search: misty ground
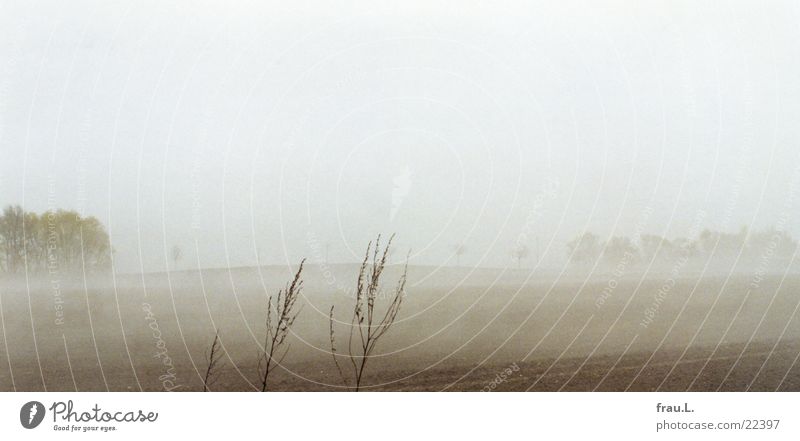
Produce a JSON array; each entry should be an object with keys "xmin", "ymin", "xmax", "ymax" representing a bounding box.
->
[{"xmin": 1, "ymin": 262, "xmax": 799, "ymax": 391}]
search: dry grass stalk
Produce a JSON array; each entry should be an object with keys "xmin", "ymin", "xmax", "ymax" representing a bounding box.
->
[
  {"xmin": 203, "ymin": 328, "xmax": 224, "ymax": 392},
  {"xmin": 330, "ymin": 234, "xmax": 408, "ymax": 391},
  {"xmin": 258, "ymin": 259, "xmax": 305, "ymax": 391}
]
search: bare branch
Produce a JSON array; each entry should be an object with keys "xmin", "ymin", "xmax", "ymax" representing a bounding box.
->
[
  {"xmin": 258, "ymin": 259, "xmax": 305, "ymax": 391},
  {"xmin": 329, "ymin": 235, "xmax": 407, "ymax": 391},
  {"xmin": 329, "ymin": 306, "xmax": 350, "ymax": 387},
  {"xmin": 203, "ymin": 328, "xmax": 224, "ymax": 392}
]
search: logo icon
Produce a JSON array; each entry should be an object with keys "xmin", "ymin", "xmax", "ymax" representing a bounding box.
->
[{"xmin": 20, "ymin": 401, "xmax": 45, "ymax": 429}]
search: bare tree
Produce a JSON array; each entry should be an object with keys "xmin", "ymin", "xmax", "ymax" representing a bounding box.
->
[
  {"xmin": 511, "ymin": 243, "xmax": 530, "ymax": 268},
  {"xmin": 257, "ymin": 259, "xmax": 305, "ymax": 391},
  {"xmin": 203, "ymin": 329, "xmax": 224, "ymax": 392},
  {"xmin": 452, "ymin": 244, "xmax": 466, "ymax": 266},
  {"xmin": 171, "ymin": 244, "xmax": 182, "ymax": 268},
  {"xmin": 329, "ymin": 234, "xmax": 408, "ymax": 391}
]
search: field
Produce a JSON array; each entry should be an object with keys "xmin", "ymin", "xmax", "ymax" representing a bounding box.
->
[{"xmin": 1, "ymin": 264, "xmax": 799, "ymax": 391}]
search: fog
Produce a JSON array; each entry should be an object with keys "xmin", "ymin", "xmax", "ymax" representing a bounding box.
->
[
  {"xmin": 1, "ymin": 1, "xmax": 799, "ymax": 274},
  {"xmin": 3, "ymin": 1, "xmax": 800, "ymax": 392}
]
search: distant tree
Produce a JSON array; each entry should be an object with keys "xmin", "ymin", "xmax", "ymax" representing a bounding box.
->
[
  {"xmin": 0, "ymin": 206, "xmax": 111, "ymax": 273},
  {"xmin": 47, "ymin": 210, "xmax": 111, "ymax": 271},
  {"xmin": 566, "ymin": 232, "xmax": 601, "ymax": 265},
  {"xmin": 696, "ymin": 229, "xmax": 715, "ymax": 255},
  {"xmin": 511, "ymin": 243, "xmax": 529, "ymax": 268},
  {"xmin": 746, "ymin": 227, "xmax": 797, "ymax": 259},
  {"xmin": 671, "ymin": 237, "xmax": 699, "ymax": 258},
  {"xmin": 697, "ymin": 227, "xmax": 748, "ymax": 257},
  {"xmin": 601, "ymin": 236, "xmax": 639, "ymax": 264},
  {"xmin": 452, "ymin": 244, "xmax": 466, "ymax": 266},
  {"xmin": 0, "ymin": 205, "xmax": 25, "ymax": 272},
  {"xmin": 171, "ymin": 245, "xmax": 182, "ymax": 268},
  {"xmin": 640, "ymin": 234, "xmax": 667, "ymax": 261}
]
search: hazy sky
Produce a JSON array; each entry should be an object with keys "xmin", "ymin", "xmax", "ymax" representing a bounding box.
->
[{"xmin": 1, "ymin": 0, "xmax": 799, "ymax": 273}]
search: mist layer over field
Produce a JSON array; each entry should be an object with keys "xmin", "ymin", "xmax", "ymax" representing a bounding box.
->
[
  {"xmin": 2, "ymin": 1, "xmax": 800, "ymax": 391},
  {"xmin": 2, "ymin": 258, "xmax": 799, "ymax": 391}
]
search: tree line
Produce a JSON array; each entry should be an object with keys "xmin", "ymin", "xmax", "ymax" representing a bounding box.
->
[
  {"xmin": 566, "ymin": 227, "xmax": 797, "ymax": 265},
  {"xmin": 0, "ymin": 205, "xmax": 112, "ymax": 273}
]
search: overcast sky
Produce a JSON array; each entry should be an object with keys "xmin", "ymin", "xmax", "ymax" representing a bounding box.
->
[{"xmin": 1, "ymin": 0, "xmax": 799, "ymax": 273}]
